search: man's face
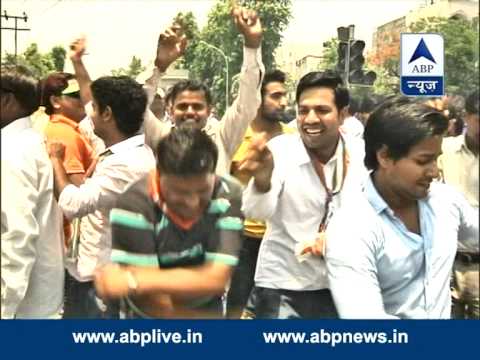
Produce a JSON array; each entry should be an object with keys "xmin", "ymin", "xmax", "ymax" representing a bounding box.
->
[
  {"xmin": 465, "ymin": 112, "xmax": 479, "ymax": 149},
  {"xmin": 56, "ymin": 93, "xmax": 85, "ymax": 122},
  {"xmin": 382, "ymin": 135, "xmax": 443, "ymax": 200},
  {"xmin": 90, "ymin": 99, "xmax": 107, "ymax": 140},
  {"xmin": 261, "ymin": 81, "xmax": 287, "ymax": 122},
  {"xmin": 160, "ymin": 172, "xmax": 216, "ymax": 220},
  {"xmin": 170, "ymin": 90, "xmax": 210, "ymax": 130},
  {"xmin": 297, "ymin": 87, "xmax": 345, "ymax": 150}
]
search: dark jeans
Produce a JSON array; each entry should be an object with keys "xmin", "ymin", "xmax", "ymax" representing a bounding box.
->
[
  {"xmin": 63, "ymin": 271, "xmax": 117, "ymax": 319},
  {"xmin": 246, "ymin": 286, "xmax": 338, "ymax": 319},
  {"xmin": 226, "ymin": 236, "xmax": 261, "ymax": 318}
]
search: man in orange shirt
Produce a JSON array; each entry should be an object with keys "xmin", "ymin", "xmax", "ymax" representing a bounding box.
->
[{"xmin": 40, "ymin": 73, "xmax": 95, "ymax": 245}]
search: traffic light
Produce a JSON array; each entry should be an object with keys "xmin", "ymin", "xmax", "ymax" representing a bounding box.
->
[
  {"xmin": 335, "ymin": 34, "xmax": 377, "ymax": 86},
  {"xmin": 347, "ymin": 40, "xmax": 377, "ymax": 86}
]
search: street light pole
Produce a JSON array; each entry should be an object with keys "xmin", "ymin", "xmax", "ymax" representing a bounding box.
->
[{"xmin": 199, "ymin": 40, "xmax": 229, "ymax": 107}]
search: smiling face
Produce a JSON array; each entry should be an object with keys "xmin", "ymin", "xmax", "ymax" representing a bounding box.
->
[
  {"xmin": 297, "ymin": 87, "xmax": 345, "ymax": 152},
  {"xmin": 381, "ymin": 135, "xmax": 443, "ymax": 200},
  {"xmin": 170, "ymin": 90, "xmax": 211, "ymax": 130}
]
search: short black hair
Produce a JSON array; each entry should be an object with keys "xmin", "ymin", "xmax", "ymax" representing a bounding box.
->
[
  {"xmin": 295, "ymin": 70, "xmax": 349, "ymax": 111},
  {"xmin": 364, "ymin": 96, "xmax": 448, "ymax": 171},
  {"xmin": 169, "ymin": 80, "xmax": 212, "ymax": 106},
  {"xmin": 1, "ymin": 67, "xmax": 39, "ymax": 115},
  {"xmin": 91, "ymin": 76, "xmax": 147, "ymax": 136},
  {"xmin": 261, "ymin": 70, "xmax": 286, "ymax": 99},
  {"xmin": 465, "ymin": 89, "xmax": 479, "ymax": 115},
  {"xmin": 156, "ymin": 126, "xmax": 218, "ymax": 176}
]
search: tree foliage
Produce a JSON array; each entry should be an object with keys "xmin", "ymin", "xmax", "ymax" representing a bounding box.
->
[
  {"xmin": 110, "ymin": 56, "xmax": 146, "ymax": 78},
  {"xmin": 178, "ymin": 0, "xmax": 292, "ymax": 115},
  {"xmin": 1, "ymin": 43, "xmax": 67, "ymax": 78},
  {"xmin": 318, "ymin": 38, "xmax": 339, "ymax": 71}
]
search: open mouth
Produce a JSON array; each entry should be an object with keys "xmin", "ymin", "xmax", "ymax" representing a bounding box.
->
[{"xmin": 303, "ymin": 128, "xmax": 324, "ymax": 136}]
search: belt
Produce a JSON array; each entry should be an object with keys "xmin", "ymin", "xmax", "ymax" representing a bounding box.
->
[{"xmin": 455, "ymin": 252, "xmax": 480, "ymax": 264}]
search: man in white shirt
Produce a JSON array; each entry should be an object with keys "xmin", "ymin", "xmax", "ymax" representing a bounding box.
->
[
  {"xmin": 47, "ymin": 76, "xmax": 156, "ymax": 318},
  {"xmin": 240, "ymin": 71, "xmax": 367, "ymax": 318},
  {"xmin": 437, "ymin": 89, "xmax": 479, "ymax": 319},
  {"xmin": 1, "ymin": 67, "xmax": 64, "ymax": 319},
  {"xmin": 326, "ymin": 96, "xmax": 478, "ymax": 319},
  {"xmin": 140, "ymin": 6, "xmax": 264, "ymax": 176}
]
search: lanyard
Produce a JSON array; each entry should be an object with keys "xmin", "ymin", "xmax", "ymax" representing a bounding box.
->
[{"xmin": 307, "ymin": 136, "xmax": 349, "ymax": 232}]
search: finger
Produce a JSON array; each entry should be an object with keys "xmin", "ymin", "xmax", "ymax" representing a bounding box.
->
[{"xmin": 300, "ymin": 246, "xmax": 312, "ymax": 256}]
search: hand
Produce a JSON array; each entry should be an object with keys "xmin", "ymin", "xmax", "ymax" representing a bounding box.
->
[
  {"xmin": 69, "ymin": 36, "xmax": 87, "ymax": 62},
  {"xmin": 238, "ymin": 133, "xmax": 273, "ymax": 192},
  {"xmin": 425, "ymin": 96, "xmax": 449, "ymax": 118},
  {"xmin": 300, "ymin": 232, "xmax": 327, "ymax": 257},
  {"xmin": 232, "ymin": 6, "xmax": 262, "ymax": 49},
  {"xmin": 94, "ymin": 264, "xmax": 130, "ymax": 300},
  {"xmin": 47, "ymin": 141, "xmax": 66, "ymax": 161},
  {"xmin": 154, "ymin": 23, "xmax": 188, "ymax": 72}
]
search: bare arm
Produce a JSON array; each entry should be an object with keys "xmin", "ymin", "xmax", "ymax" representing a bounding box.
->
[{"xmin": 69, "ymin": 37, "xmax": 93, "ymax": 106}]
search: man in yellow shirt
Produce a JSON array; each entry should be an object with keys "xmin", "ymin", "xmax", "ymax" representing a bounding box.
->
[
  {"xmin": 438, "ymin": 89, "xmax": 479, "ymax": 319},
  {"xmin": 227, "ymin": 70, "xmax": 295, "ymax": 318}
]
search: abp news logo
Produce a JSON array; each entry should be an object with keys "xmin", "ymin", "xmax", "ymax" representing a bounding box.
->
[{"xmin": 400, "ymin": 33, "xmax": 444, "ymax": 96}]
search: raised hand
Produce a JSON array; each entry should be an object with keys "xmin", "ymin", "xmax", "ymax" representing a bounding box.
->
[
  {"xmin": 47, "ymin": 140, "xmax": 66, "ymax": 161},
  {"xmin": 232, "ymin": 6, "xmax": 263, "ymax": 49},
  {"xmin": 69, "ymin": 35, "xmax": 87, "ymax": 62},
  {"xmin": 238, "ymin": 133, "xmax": 273, "ymax": 192},
  {"xmin": 154, "ymin": 23, "xmax": 188, "ymax": 72}
]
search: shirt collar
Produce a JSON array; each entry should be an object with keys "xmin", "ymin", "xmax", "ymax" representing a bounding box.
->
[
  {"xmin": 106, "ymin": 134, "xmax": 145, "ymax": 155},
  {"xmin": 1, "ymin": 116, "xmax": 31, "ymax": 136},
  {"xmin": 365, "ymin": 174, "xmax": 393, "ymax": 216},
  {"xmin": 49, "ymin": 114, "xmax": 79, "ymax": 130},
  {"xmin": 298, "ymin": 133, "xmax": 344, "ymax": 167}
]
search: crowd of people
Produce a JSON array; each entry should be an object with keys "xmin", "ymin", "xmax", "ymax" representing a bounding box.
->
[{"xmin": 1, "ymin": 6, "xmax": 478, "ymax": 320}]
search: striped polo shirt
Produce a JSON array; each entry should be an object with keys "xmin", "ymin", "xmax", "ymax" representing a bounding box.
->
[{"xmin": 109, "ymin": 170, "xmax": 244, "ymax": 316}]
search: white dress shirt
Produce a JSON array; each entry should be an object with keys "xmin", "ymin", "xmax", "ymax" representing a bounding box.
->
[
  {"xmin": 1, "ymin": 117, "xmax": 64, "ymax": 318},
  {"xmin": 142, "ymin": 46, "xmax": 265, "ymax": 176},
  {"xmin": 59, "ymin": 134, "xmax": 156, "ymax": 281},
  {"xmin": 340, "ymin": 116, "xmax": 364, "ymax": 139},
  {"xmin": 242, "ymin": 133, "xmax": 367, "ymax": 291}
]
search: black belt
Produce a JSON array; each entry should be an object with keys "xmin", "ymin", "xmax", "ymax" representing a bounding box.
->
[{"xmin": 455, "ymin": 252, "xmax": 480, "ymax": 264}]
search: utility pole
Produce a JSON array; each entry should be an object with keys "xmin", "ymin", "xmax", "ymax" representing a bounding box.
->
[{"xmin": 1, "ymin": 11, "xmax": 30, "ymax": 61}]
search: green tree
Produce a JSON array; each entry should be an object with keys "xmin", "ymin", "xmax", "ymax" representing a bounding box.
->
[
  {"xmin": 51, "ymin": 46, "xmax": 67, "ymax": 72},
  {"xmin": 111, "ymin": 56, "xmax": 146, "ymax": 78},
  {"xmin": 182, "ymin": 0, "xmax": 292, "ymax": 115},
  {"xmin": 2, "ymin": 43, "xmax": 67, "ymax": 78},
  {"xmin": 173, "ymin": 11, "xmax": 201, "ymax": 70},
  {"xmin": 319, "ymin": 38, "xmax": 339, "ymax": 71}
]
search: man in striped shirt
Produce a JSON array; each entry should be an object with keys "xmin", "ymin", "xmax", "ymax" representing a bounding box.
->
[{"xmin": 94, "ymin": 127, "xmax": 244, "ymax": 318}]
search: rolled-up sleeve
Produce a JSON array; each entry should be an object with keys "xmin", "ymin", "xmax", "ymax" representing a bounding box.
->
[
  {"xmin": 219, "ymin": 46, "xmax": 265, "ymax": 157},
  {"xmin": 454, "ymin": 190, "xmax": 479, "ymax": 253},
  {"xmin": 241, "ymin": 174, "xmax": 282, "ymax": 221},
  {"xmin": 58, "ymin": 163, "xmax": 133, "ymax": 220}
]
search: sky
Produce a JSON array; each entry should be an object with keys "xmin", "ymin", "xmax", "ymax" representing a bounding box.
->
[{"xmin": 1, "ymin": 0, "xmax": 430, "ymax": 77}]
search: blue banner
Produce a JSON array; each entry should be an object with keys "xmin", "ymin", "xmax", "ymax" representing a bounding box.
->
[{"xmin": 1, "ymin": 320, "xmax": 478, "ymax": 359}]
